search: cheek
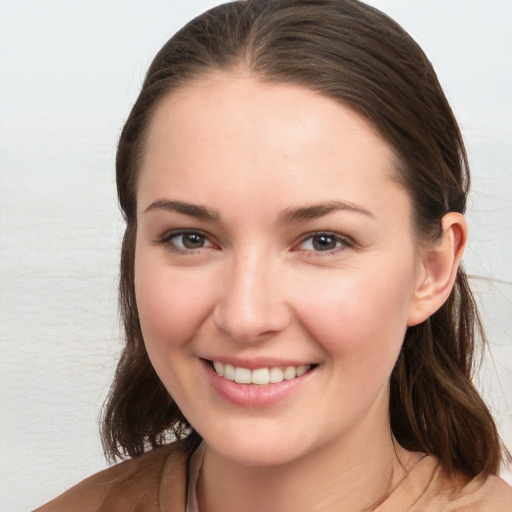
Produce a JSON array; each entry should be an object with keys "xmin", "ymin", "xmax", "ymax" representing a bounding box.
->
[
  {"xmin": 292, "ymin": 261, "xmax": 415, "ymax": 364},
  {"xmin": 134, "ymin": 259, "xmax": 216, "ymax": 351}
]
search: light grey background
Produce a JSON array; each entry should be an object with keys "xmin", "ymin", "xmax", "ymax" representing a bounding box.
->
[{"xmin": 1, "ymin": 1, "xmax": 510, "ymax": 510}]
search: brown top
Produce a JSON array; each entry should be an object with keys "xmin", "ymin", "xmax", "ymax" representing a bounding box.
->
[
  {"xmin": 34, "ymin": 443, "xmax": 189, "ymax": 512},
  {"xmin": 376, "ymin": 456, "xmax": 512, "ymax": 512},
  {"xmin": 35, "ymin": 443, "xmax": 512, "ymax": 512}
]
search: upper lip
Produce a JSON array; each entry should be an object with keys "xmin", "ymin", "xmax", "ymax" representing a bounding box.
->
[{"xmin": 200, "ymin": 356, "xmax": 317, "ymax": 369}]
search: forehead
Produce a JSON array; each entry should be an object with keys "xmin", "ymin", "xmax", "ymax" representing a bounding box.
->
[{"xmin": 138, "ymin": 72, "xmax": 407, "ymax": 220}]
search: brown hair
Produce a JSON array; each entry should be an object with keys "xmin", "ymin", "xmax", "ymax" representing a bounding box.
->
[{"xmin": 102, "ymin": 0, "xmax": 507, "ymax": 476}]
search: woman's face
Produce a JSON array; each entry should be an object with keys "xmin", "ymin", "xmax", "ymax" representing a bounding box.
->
[{"xmin": 135, "ymin": 73, "xmax": 424, "ymax": 467}]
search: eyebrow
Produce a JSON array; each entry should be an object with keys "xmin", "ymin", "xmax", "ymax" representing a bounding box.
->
[
  {"xmin": 279, "ymin": 200, "xmax": 374, "ymax": 223},
  {"xmin": 143, "ymin": 199, "xmax": 220, "ymax": 221},
  {"xmin": 143, "ymin": 198, "xmax": 373, "ymax": 223}
]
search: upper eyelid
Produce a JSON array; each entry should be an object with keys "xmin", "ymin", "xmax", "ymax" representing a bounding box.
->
[
  {"xmin": 293, "ymin": 232, "xmax": 356, "ymax": 256},
  {"xmin": 158, "ymin": 227, "xmax": 208, "ymax": 239},
  {"xmin": 296, "ymin": 231, "xmax": 353, "ymax": 245},
  {"xmin": 154, "ymin": 228, "xmax": 354, "ymax": 250},
  {"xmin": 155, "ymin": 228, "xmax": 214, "ymax": 246}
]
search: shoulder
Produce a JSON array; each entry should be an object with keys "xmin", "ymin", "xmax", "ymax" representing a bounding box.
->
[
  {"xmin": 428, "ymin": 471, "xmax": 512, "ymax": 512},
  {"xmin": 433, "ymin": 475, "xmax": 512, "ymax": 512},
  {"xmin": 425, "ymin": 470, "xmax": 512, "ymax": 512},
  {"xmin": 34, "ymin": 442, "xmax": 190, "ymax": 512},
  {"xmin": 380, "ymin": 455, "xmax": 512, "ymax": 512}
]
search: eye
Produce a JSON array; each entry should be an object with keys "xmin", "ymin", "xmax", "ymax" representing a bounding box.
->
[
  {"xmin": 297, "ymin": 232, "xmax": 351, "ymax": 253},
  {"xmin": 174, "ymin": 232, "xmax": 210, "ymax": 249},
  {"xmin": 156, "ymin": 230, "xmax": 215, "ymax": 252}
]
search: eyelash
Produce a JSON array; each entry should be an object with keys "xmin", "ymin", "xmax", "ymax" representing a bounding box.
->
[
  {"xmin": 154, "ymin": 229, "xmax": 354, "ymax": 255},
  {"xmin": 154, "ymin": 229, "xmax": 216, "ymax": 254},
  {"xmin": 295, "ymin": 231, "xmax": 354, "ymax": 255}
]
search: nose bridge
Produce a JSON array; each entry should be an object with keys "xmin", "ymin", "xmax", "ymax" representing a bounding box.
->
[{"xmin": 214, "ymin": 244, "xmax": 288, "ymax": 342}]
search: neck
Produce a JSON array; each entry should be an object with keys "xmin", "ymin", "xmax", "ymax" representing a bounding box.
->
[{"xmin": 197, "ymin": 414, "xmax": 421, "ymax": 512}]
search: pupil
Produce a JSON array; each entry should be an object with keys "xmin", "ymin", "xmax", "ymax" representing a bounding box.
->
[
  {"xmin": 183, "ymin": 233, "xmax": 204, "ymax": 249},
  {"xmin": 313, "ymin": 235, "xmax": 336, "ymax": 251}
]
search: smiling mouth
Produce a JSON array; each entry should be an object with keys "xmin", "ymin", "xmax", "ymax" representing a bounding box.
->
[{"xmin": 209, "ymin": 361, "xmax": 316, "ymax": 385}]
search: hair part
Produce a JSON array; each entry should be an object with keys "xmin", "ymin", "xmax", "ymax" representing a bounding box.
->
[{"xmin": 102, "ymin": 0, "xmax": 507, "ymax": 476}]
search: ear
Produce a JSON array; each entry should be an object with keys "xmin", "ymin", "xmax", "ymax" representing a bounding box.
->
[{"xmin": 407, "ymin": 212, "xmax": 467, "ymax": 327}]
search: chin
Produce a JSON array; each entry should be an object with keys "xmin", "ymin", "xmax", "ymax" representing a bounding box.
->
[
  {"xmin": 198, "ymin": 423, "xmax": 314, "ymax": 469},
  {"xmin": 219, "ymin": 444, "xmax": 300, "ymax": 468}
]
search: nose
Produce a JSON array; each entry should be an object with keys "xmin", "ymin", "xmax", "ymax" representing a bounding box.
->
[{"xmin": 213, "ymin": 249, "xmax": 291, "ymax": 343}]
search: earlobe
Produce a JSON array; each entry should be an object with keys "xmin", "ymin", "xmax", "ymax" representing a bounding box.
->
[{"xmin": 407, "ymin": 213, "xmax": 467, "ymax": 326}]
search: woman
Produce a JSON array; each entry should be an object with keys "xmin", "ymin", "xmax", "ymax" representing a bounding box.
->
[{"xmin": 36, "ymin": 0, "xmax": 512, "ymax": 510}]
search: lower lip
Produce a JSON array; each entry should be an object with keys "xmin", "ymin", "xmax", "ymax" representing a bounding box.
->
[{"xmin": 201, "ymin": 360, "xmax": 316, "ymax": 408}]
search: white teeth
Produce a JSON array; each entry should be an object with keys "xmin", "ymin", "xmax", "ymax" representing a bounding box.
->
[
  {"xmin": 213, "ymin": 361, "xmax": 224, "ymax": 376},
  {"xmin": 224, "ymin": 364, "xmax": 235, "ymax": 381},
  {"xmin": 251, "ymin": 368, "xmax": 270, "ymax": 385},
  {"xmin": 234, "ymin": 367, "xmax": 251, "ymax": 384},
  {"xmin": 269, "ymin": 367, "xmax": 284, "ymax": 383},
  {"xmin": 212, "ymin": 362, "xmax": 311, "ymax": 385},
  {"xmin": 296, "ymin": 364, "xmax": 308, "ymax": 377},
  {"xmin": 283, "ymin": 366, "xmax": 296, "ymax": 380}
]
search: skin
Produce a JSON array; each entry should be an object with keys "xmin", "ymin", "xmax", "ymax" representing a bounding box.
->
[{"xmin": 134, "ymin": 72, "xmax": 466, "ymax": 512}]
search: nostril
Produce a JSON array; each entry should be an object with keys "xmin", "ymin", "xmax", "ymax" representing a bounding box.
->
[{"xmin": 213, "ymin": 301, "xmax": 292, "ymax": 344}]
